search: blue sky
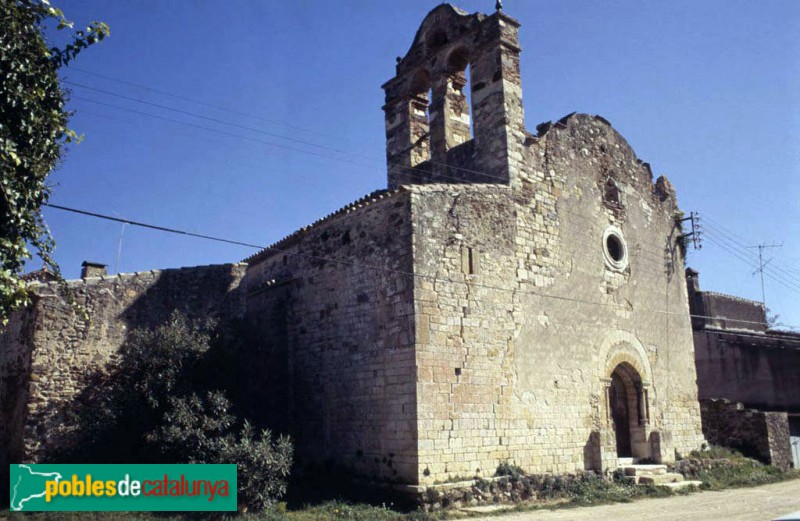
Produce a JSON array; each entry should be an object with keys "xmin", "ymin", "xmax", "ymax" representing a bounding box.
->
[{"xmin": 41, "ymin": 0, "xmax": 799, "ymax": 328}]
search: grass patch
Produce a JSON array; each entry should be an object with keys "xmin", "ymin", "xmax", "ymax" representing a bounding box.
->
[
  {"xmin": 687, "ymin": 446, "xmax": 747, "ymax": 461},
  {"xmin": 696, "ymin": 461, "xmax": 800, "ymax": 490},
  {"xmin": 1, "ymin": 503, "xmax": 445, "ymax": 521}
]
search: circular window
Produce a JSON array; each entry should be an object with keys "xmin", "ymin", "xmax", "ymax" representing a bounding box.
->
[{"xmin": 602, "ymin": 227, "xmax": 628, "ymax": 271}]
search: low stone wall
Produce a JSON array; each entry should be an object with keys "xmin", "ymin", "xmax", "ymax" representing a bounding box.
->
[
  {"xmin": 700, "ymin": 399, "xmax": 791, "ymax": 469},
  {"xmin": 408, "ymin": 471, "xmax": 604, "ymax": 511}
]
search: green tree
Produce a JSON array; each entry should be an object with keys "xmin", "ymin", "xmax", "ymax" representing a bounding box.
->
[{"xmin": 0, "ymin": 0, "xmax": 109, "ymax": 325}]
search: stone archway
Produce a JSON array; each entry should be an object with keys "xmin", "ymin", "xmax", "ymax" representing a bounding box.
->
[
  {"xmin": 591, "ymin": 333, "xmax": 656, "ymax": 468},
  {"xmin": 609, "ymin": 362, "xmax": 643, "ymax": 458}
]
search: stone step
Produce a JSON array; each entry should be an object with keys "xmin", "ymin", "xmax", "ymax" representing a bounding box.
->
[
  {"xmin": 658, "ymin": 480, "xmax": 703, "ymax": 492},
  {"xmin": 617, "ymin": 457, "xmax": 636, "ymax": 466},
  {"xmin": 621, "ymin": 464, "xmax": 668, "ymax": 477},
  {"xmin": 638, "ymin": 472, "xmax": 684, "ymax": 485}
]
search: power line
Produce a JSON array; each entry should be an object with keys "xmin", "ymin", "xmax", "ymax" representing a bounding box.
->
[
  {"xmin": 65, "ymin": 81, "xmax": 357, "ymax": 157},
  {"xmin": 747, "ymin": 242, "xmax": 783, "ymax": 305},
  {"xmin": 66, "ymin": 82, "xmax": 511, "ymax": 183},
  {"xmin": 67, "ymin": 67, "xmax": 349, "ymax": 142},
  {"xmin": 63, "ymin": 80, "xmax": 799, "ymax": 310},
  {"xmin": 72, "ymin": 96, "xmax": 377, "ymax": 168},
  {"xmin": 703, "ymin": 233, "xmax": 800, "ymax": 295},
  {"xmin": 42, "ymin": 201, "xmax": 800, "ymax": 331},
  {"xmin": 71, "ymin": 97, "xmax": 674, "ymax": 263},
  {"xmin": 702, "ymin": 228, "xmax": 800, "ymax": 292},
  {"xmin": 68, "ymin": 81, "xmax": 691, "ymax": 239},
  {"xmin": 703, "ymin": 218, "xmax": 799, "ymax": 285}
]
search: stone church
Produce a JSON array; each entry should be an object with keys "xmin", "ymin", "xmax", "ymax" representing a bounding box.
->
[{"xmin": 1, "ymin": 4, "xmax": 705, "ymax": 488}]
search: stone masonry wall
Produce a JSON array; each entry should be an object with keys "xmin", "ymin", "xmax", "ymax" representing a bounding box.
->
[
  {"xmin": 694, "ymin": 330, "xmax": 800, "ymax": 412},
  {"xmin": 411, "ymin": 115, "xmax": 705, "ymax": 484},
  {"xmin": 0, "ymin": 262, "xmax": 246, "ymax": 484},
  {"xmin": 700, "ymin": 399, "xmax": 792, "ymax": 469},
  {"xmin": 244, "ymin": 189, "xmax": 418, "ymax": 483}
]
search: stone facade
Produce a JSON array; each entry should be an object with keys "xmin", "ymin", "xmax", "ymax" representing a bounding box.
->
[
  {"xmin": 246, "ymin": 4, "xmax": 704, "ymax": 485},
  {"xmin": 1, "ymin": 3, "xmax": 707, "ymax": 491},
  {"xmin": 243, "ymin": 190, "xmax": 418, "ymax": 482}
]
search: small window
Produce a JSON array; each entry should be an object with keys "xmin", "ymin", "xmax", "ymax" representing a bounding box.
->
[
  {"xmin": 602, "ymin": 227, "xmax": 628, "ymax": 271},
  {"xmin": 462, "ymin": 246, "xmax": 479, "ymax": 275}
]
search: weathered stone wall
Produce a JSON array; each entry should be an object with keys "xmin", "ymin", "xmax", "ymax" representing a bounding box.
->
[
  {"xmin": 0, "ymin": 263, "xmax": 246, "ymax": 482},
  {"xmin": 694, "ymin": 330, "xmax": 800, "ymax": 412},
  {"xmin": 0, "ymin": 304, "xmax": 36, "ymax": 496},
  {"xmin": 700, "ymin": 399, "xmax": 792, "ymax": 469},
  {"xmin": 687, "ymin": 274, "xmax": 800, "ymax": 412},
  {"xmin": 410, "ymin": 114, "xmax": 705, "ymax": 484},
  {"xmin": 244, "ymin": 190, "xmax": 418, "ymax": 483},
  {"xmin": 686, "ymin": 275, "xmax": 768, "ymax": 331}
]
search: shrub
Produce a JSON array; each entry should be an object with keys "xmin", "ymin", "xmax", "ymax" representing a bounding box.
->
[
  {"xmin": 61, "ymin": 312, "xmax": 293, "ymax": 510},
  {"xmin": 219, "ymin": 422, "xmax": 293, "ymax": 511},
  {"xmin": 495, "ymin": 461, "xmax": 525, "ymax": 479}
]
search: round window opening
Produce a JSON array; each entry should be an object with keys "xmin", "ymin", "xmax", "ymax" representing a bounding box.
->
[{"xmin": 602, "ymin": 227, "xmax": 628, "ymax": 270}]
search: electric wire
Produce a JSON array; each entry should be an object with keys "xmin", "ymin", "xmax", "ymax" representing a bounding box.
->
[
  {"xmin": 703, "ymin": 234, "xmax": 800, "ymax": 295},
  {"xmin": 43, "ymin": 202, "xmax": 800, "ymax": 331},
  {"xmin": 67, "ymin": 67, "xmax": 348, "ymax": 142},
  {"xmin": 704, "ymin": 231, "xmax": 800, "ymax": 291},
  {"xmin": 61, "ymin": 77, "xmax": 799, "ymax": 323},
  {"xmin": 72, "ymin": 97, "xmax": 671, "ymax": 262},
  {"xmin": 702, "ymin": 218, "xmax": 800, "ymax": 285}
]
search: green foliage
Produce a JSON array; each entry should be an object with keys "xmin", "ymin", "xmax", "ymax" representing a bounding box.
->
[
  {"xmin": 0, "ymin": 0, "xmax": 108, "ymax": 326},
  {"xmin": 151, "ymin": 392, "xmax": 293, "ymax": 511},
  {"xmin": 495, "ymin": 461, "xmax": 526, "ymax": 479},
  {"xmin": 61, "ymin": 312, "xmax": 293, "ymax": 511},
  {"xmin": 688, "ymin": 445, "xmax": 746, "ymax": 461},
  {"xmin": 219, "ymin": 422, "xmax": 293, "ymax": 511},
  {"xmin": 694, "ymin": 460, "xmax": 799, "ymax": 490}
]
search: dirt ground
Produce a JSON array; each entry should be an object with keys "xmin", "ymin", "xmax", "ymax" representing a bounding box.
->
[{"xmin": 468, "ymin": 479, "xmax": 800, "ymax": 521}]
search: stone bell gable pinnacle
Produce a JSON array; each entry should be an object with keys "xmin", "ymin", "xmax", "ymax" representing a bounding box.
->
[{"xmin": 382, "ymin": 4, "xmax": 526, "ymax": 188}]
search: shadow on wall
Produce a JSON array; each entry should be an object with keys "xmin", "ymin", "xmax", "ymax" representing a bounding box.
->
[
  {"xmin": 24, "ymin": 263, "xmax": 292, "ymax": 468},
  {"xmin": 2, "ymin": 264, "xmax": 265, "ymax": 470}
]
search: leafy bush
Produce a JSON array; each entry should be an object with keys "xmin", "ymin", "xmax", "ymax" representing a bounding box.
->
[
  {"xmin": 61, "ymin": 312, "xmax": 293, "ymax": 510},
  {"xmin": 689, "ymin": 445, "xmax": 745, "ymax": 461},
  {"xmin": 495, "ymin": 461, "xmax": 526, "ymax": 479},
  {"xmin": 219, "ymin": 423, "xmax": 293, "ymax": 511}
]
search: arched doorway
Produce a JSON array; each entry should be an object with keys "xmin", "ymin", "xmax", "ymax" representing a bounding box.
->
[{"xmin": 609, "ymin": 363, "xmax": 646, "ymax": 458}]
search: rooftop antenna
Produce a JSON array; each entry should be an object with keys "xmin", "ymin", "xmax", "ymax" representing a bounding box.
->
[{"xmin": 747, "ymin": 241, "xmax": 783, "ymax": 307}]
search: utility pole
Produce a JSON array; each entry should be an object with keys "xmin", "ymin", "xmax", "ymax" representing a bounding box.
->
[
  {"xmin": 678, "ymin": 211, "xmax": 703, "ymax": 250},
  {"xmin": 747, "ymin": 242, "xmax": 783, "ymax": 306}
]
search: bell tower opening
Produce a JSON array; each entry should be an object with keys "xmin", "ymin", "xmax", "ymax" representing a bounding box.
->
[{"xmin": 382, "ymin": 4, "xmax": 525, "ymax": 187}]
